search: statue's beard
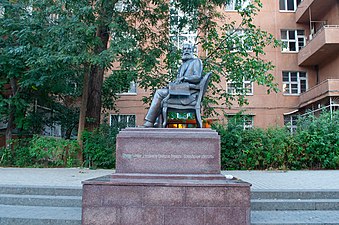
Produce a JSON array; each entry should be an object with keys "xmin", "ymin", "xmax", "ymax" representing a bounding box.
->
[{"xmin": 182, "ymin": 53, "xmax": 194, "ymax": 61}]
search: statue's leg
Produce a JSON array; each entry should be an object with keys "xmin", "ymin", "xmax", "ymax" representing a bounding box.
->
[
  {"xmin": 196, "ymin": 108, "xmax": 202, "ymax": 128},
  {"xmin": 144, "ymin": 89, "xmax": 168, "ymax": 126},
  {"xmin": 162, "ymin": 105, "xmax": 168, "ymax": 128}
]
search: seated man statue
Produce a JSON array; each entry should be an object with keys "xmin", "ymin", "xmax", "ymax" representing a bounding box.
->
[{"xmin": 143, "ymin": 42, "xmax": 203, "ymax": 127}]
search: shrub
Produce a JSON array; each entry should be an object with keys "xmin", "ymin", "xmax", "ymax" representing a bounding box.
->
[
  {"xmin": 28, "ymin": 135, "xmax": 81, "ymax": 167},
  {"xmin": 213, "ymin": 111, "xmax": 339, "ymax": 170},
  {"xmin": 213, "ymin": 121, "xmax": 291, "ymax": 170},
  {"xmin": 82, "ymin": 124, "xmax": 119, "ymax": 169},
  {"xmin": 0, "ymin": 146, "xmax": 13, "ymax": 166},
  {"xmin": 0, "ymin": 136, "xmax": 80, "ymax": 167},
  {"xmin": 293, "ymin": 111, "xmax": 339, "ymax": 169}
]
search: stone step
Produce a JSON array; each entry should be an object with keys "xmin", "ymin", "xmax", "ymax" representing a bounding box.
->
[
  {"xmin": 251, "ymin": 210, "xmax": 339, "ymax": 225},
  {"xmin": 252, "ymin": 190, "xmax": 339, "ymax": 200},
  {"xmin": 0, "ymin": 185, "xmax": 82, "ymax": 196},
  {"xmin": 0, "ymin": 204, "xmax": 81, "ymax": 225},
  {"xmin": 252, "ymin": 199, "xmax": 339, "ymax": 211},
  {"xmin": 0, "ymin": 194, "xmax": 82, "ymax": 207}
]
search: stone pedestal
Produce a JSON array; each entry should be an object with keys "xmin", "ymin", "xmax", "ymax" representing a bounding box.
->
[{"xmin": 82, "ymin": 128, "xmax": 251, "ymax": 225}]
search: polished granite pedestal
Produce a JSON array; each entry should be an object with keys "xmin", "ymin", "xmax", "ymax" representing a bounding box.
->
[{"xmin": 82, "ymin": 128, "xmax": 251, "ymax": 225}]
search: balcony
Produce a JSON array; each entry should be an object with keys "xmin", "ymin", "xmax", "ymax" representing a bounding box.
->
[
  {"xmin": 299, "ymin": 79, "xmax": 339, "ymax": 108},
  {"xmin": 298, "ymin": 25, "xmax": 339, "ymax": 66},
  {"xmin": 296, "ymin": 0, "xmax": 336, "ymax": 23}
]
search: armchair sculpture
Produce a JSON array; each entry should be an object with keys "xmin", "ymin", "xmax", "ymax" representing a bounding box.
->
[{"xmin": 162, "ymin": 72, "xmax": 212, "ymax": 128}]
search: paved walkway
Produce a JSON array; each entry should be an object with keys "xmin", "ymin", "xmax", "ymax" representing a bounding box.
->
[{"xmin": 0, "ymin": 167, "xmax": 339, "ymax": 190}]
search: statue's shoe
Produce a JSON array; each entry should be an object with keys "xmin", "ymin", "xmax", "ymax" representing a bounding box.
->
[{"xmin": 139, "ymin": 121, "xmax": 154, "ymax": 128}]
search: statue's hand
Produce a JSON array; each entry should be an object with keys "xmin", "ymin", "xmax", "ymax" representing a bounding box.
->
[{"xmin": 175, "ymin": 77, "xmax": 185, "ymax": 83}]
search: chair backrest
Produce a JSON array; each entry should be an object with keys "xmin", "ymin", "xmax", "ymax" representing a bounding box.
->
[{"xmin": 196, "ymin": 72, "xmax": 212, "ymax": 106}]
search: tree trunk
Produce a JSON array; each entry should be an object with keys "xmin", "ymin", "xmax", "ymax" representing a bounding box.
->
[
  {"xmin": 5, "ymin": 78, "xmax": 18, "ymax": 149},
  {"xmin": 77, "ymin": 67, "xmax": 90, "ymax": 162},
  {"xmin": 5, "ymin": 109, "xmax": 14, "ymax": 149},
  {"xmin": 84, "ymin": 25, "xmax": 110, "ymax": 131}
]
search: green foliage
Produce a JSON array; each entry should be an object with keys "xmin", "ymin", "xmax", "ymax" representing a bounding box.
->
[
  {"xmin": 293, "ymin": 111, "xmax": 339, "ymax": 169},
  {"xmin": 168, "ymin": 0, "xmax": 280, "ymax": 116},
  {"xmin": 213, "ymin": 111, "xmax": 339, "ymax": 170},
  {"xmin": 102, "ymin": 70, "xmax": 137, "ymax": 111},
  {"xmin": 2, "ymin": 111, "xmax": 339, "ymax": 170},
  {"xmin": 0, "ymin": 0, "xmax": 83, "ymax": 136},
  {"xmin": 215, "ymin": 122, "xmax": 296, "ymax": 170},
  {"xmin": 82, "ymin": 124, "xmax": 119, "ymax": 169},
  {"xmin": 0, "ymin": 146, "xmax": 13, "ymax": 166},
  {"xmin": 28, "ymin": 135, "xmax": 81, "ymax": 167},
  {"xmin": 1, "ymin": 0, "xmax": 280, "ymax": 137},
  {"xmin": 0, "ymin": 136, "xmax": 80, "ymax": 167}
]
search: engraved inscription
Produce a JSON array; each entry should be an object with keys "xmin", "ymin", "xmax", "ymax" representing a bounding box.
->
[{"xmin": 122, "ymin": 153, "xmax": 214, "ymax": 160}]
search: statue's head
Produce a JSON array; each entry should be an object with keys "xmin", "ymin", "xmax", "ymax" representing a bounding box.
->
[{"xmin": 182, "ymin": 42, "xmax": 194, "ymax": 61}]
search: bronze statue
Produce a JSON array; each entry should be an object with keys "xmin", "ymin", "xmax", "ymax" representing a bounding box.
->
[{"xmin": 143, "ymin": 43, "xmax": 203, "ymax": 127}]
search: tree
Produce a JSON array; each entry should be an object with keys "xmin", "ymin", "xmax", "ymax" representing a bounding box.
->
[
  {"xmin": 1, "ymin": 0, "xmax": 279, "ymax": 151},
  {"xmin": 137, "ymin": 0, "xmax": 280, "ymax": 117},
  {"xmin": 0, "ymin": 0, "xmax": 85, "ymax": 145}
]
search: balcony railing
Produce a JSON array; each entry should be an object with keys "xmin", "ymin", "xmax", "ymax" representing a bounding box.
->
[
  {"xmin": 298, "ymin": 25, "xmax": 339, "ymax": 66},
  {"xmin": 296, "ymin": 0, "xmax": 336, "ymax": 23},
  {"xmin": 299, "ymin": 79, "xmax": 339, "ymax": 107}
]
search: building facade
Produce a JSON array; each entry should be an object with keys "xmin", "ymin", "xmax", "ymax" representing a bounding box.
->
[{"xmin": 109, "ymin": 0, "xmax": 339, "ymax": 129}]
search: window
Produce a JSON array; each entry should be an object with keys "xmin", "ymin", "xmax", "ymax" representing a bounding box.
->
[
  {"xmin": 225, "ymin": 0, "xmax": 251, "ymax": 11},
  {"xmin": 115, "ymin": 0, "xmax": 125, "ymax": 11},
  {"xmin": 114, "ymin": 0, "xmax": 138, "ymax": 12},
  {"xmin": 227, "ymin": 115, "xmax": 254, "ymax": 130},
  {"xmin": 281, "ymin": 30, "xmax": 305, "ymax": 52},
  {"xmin": 229, "ymin": 29, "xmax": 252, "ymax": 52},
  {"xmin": 111, "ymin": 31, "xmax": 137, "ymax": 53},
  {"xmin": 48, "ymin": 14, "xmax": 59, "ymax": 24},
  {"xmin": 227, "ymin": 78, "xmax": 253, "ymax": 95},
  {"xmin": 0, "ymin": 120, "xmax": 7, "ymax": 129},
  {"xmin": 170, "ymin": 3, "xmax": 197, "ymax": 50},
  {"xmin": 279, "ymin": 0, "xmax": 302, "ymax": 11},
  {"xmin": 170, "ymin": 34, "xmax": 197, "ymax": 50},
  {"xmin": 284, "ymin": 115, "xmax": 298, "ymax": 133},
  {"xmin": 283, "ymin": 71, "xmax": 307, "ymax": 95},
  {"xmin": 119, "ymin": 81, "xmax": 137, "ymax": 95},
  {"xmin": 110, "ymin": 114, "xmax": 136, "ymax": 128},
  {"xmin": 0, "ymin": 4, "xmax": 4, "ymax": 18}
]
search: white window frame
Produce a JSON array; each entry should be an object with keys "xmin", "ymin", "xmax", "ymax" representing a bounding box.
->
[
  {"xmin": 282, "ymin": 71, "xmax": 307, "ymax": 95},
  {"xmin": 284, "ymin": 115, "xmax": 298, "ymax": 133},
  {"xmin": 170, "ymin": 33, "xmax": 197, "ymax": 51},
  {"xmin": 281, "ymin": 30, "xmax": 305, "ymax": 52},
  {"xmin": 114, "ymin": 0, "xmax": 138, "ymax": 12},
  {"xmin": 225, "ymin": 0, "xmax": 251, "ymax": 11},
  {"xmin": 48, "ymin": 13, "xmax": 59, "ymax": 24},
  {"xmin": 227, "ymin": 115, "xmax": 254, "ymax": 130},
  {"xmin": 279, "ymin": 0, "xmax": 302, "ymax": 12},
  {"xmin": 227, "ymin": 78, "xmax": 253, "ymax": 95},
  {"xmin": 170, "ymin": 3, "xmax": 197, "ymax": 51},
  {"xmin": 229, "ymin": 29, "xmax": 252, "ymax": 52},
  {"xmin": 118, "ymin": 81, "xmax": 137, "ymax": 95},
  {"xmin": 0, "ymin": 4, "xmax": 4, "ymax": 18},
  {"xmin": 110, "ymin": 114, "xmax": 136, "ymax": 128},
  {"xmin": 243, "ymin": 116, "xmax": 253, "ymax": 130}
]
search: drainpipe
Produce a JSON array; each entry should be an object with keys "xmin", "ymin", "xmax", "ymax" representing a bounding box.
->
[
  {"xmin": 330, "ymin": 97, "xmax": 333, "ymax": 120},
  {"xmin": 314, "ymin": 65, "xmax": 319, "ymax": 85}
]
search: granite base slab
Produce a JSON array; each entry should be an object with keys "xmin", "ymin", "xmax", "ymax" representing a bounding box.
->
[{"xmin": 82, "ymin": 174, "xmax": 251, "ymax": 225}]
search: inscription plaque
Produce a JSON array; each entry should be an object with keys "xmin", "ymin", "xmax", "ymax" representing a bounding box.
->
[
  {"xmin": 116, "ymin": 128, "xmax": 220, "ymax": 174},
  {"xmin": 122, "ymin": 153, "xmax": 215, "ymax": 160}
]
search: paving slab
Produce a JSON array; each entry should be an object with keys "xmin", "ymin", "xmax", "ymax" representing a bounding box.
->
[
  {"xmin": 0, "ymin": 168, "xmax": 339, "ymax": 190},
  {"xmin": 0, "ymin": 168, "xmax": 113, "ymax": 188},
  {"xmin": 222, "ymin": 170, "xmax": 339, "ymax": 190},
  {"xmin": 251, "ymin": 210, "xmax": 339, "ymax": 225}
]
